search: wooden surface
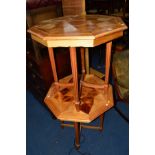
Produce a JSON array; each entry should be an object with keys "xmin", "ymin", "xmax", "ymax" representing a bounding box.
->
[
  {"xmin": 28, "ymin": 15, "xmax": 127, "ymax": 47},
  {"xmin": 44, "ymin": 74, "xmax": 114, "ymax": 123},
  {"xmin": 62, "ymin": 0, "xmax": 86, "ymax": 16}
]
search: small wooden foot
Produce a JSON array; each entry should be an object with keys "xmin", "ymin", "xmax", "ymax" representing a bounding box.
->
[
  {"xmin": 61, "ymin": 121, "xmax": 64, "ymax": 129},
  {"xmin": 74, "ymin": 122, "xmax": 80, "ymax": 149},
  {"xmin": 99, "ymin": 114, "xmax": 104, "ymax": 132}
]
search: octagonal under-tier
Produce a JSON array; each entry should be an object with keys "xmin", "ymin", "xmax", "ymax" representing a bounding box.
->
[
  {"xmin": 28, "ymin": 15, "xmax": 127, "ymax": 48},
  {"xmin": 44, "ymin": 74, "xmax": 114, "ymax": 123}
]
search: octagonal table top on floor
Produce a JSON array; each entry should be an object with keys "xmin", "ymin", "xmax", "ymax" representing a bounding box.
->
[{"xmin": 28, "ymin": 14, "xmax": 127, "ymax": 47}]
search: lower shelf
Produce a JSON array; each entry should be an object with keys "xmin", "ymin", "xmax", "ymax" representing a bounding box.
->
[{"xmin": 44, "ymin": 74, "xmax": 114, "ymax": 123}]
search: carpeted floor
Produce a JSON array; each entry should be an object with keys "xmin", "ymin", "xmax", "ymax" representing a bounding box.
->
[{"xmin": 26, "ymin": 90, "xmax": 129, "ymax": 155}]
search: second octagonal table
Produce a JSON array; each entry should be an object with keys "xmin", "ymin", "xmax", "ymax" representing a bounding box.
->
[{"xmin": 28, "ymin": 14, "xmax": 127, "ymax": 149}]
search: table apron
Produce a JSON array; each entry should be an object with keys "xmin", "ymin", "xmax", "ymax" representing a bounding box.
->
[{"xmin": 31, "ymin": 31, "xmax": 123, "ymax": 48}]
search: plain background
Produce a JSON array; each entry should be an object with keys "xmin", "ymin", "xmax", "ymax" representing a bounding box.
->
[{"xmin": 0, "ymin": 0, "xmax": 155, "ymax": 155}]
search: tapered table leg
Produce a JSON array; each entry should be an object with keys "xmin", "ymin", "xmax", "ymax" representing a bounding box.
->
[
  {"xmin": 74, "ymin": 122, "xmax": 80, "ymax": 149},
  {"xmin": 105, "ymin": 41, "xmax": 112, "ymax": 84},
  {"xmin": 48, "ymin": 47, "xmax": 58, "ymax": 82},
  {"xmin": 85, "ymin": 48, "xmax": 89, "ymax": 74},
  {"xmin": 69, "ymin": 47, "xmax": 80, "ymax": 111},
  {"xmin": 80, "ymin": 47, "xmax": 85, "ymax": 74}
]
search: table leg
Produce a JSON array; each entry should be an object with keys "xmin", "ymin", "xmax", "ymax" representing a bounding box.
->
[
  {"xmin": 85, "ymin": 48, "xmax": 89, "ymax": 74},
  {"xmin": 69, "ymin": 47, "xmax": 80, "ymax": 111},
  {"xmin": 48, "ymin": 47, "xmax": 58, "ymax": 82},
  {"xmin": 74, "ymin": 122, "xmax": 80, "ymax": 149},
  {"xmin": 80, "ymin": 47, "xmax": 85, "ymax": 74},
  {"xmin": 105, "ymin": 41, "xmax": 112, "ymax": 84}
]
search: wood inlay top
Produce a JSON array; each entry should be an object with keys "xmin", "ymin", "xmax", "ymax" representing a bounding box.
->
[{"xmin": 28, "ymin": 15, "xmax": 127, "ymax": 41}]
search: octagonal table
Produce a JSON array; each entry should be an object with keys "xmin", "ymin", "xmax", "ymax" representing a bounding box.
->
[{"xmin": 28, "ymin": 15, "xmax": 127, "ymax": 149}]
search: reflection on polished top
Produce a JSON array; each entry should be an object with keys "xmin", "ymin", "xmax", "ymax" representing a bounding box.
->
[{"xmin": 28, "ymin": 15, "xmax": 127, "ymax": 47}]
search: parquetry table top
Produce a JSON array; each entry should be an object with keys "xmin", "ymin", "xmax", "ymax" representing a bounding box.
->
[{"xmin": 28, "ymin": 15, "xmax": 127, "ymax": 47}]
